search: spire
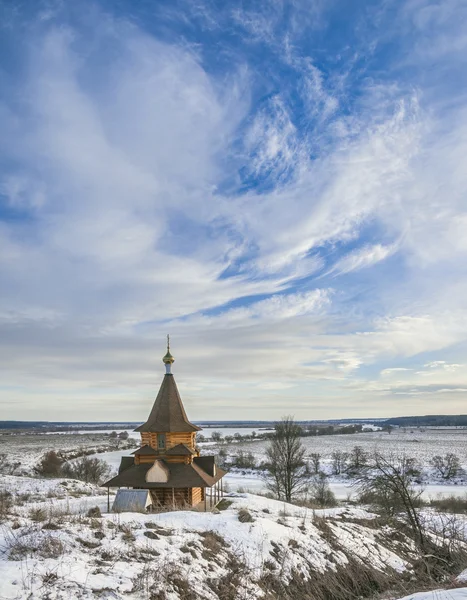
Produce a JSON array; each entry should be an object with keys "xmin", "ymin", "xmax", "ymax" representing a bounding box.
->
[
  {"xmin": 134, "ymin": 337, "xmax": 201, "ymax": 433},
  {"xmin": 162, "ymin": 334, "xmax": 175, "ymax": 374}
]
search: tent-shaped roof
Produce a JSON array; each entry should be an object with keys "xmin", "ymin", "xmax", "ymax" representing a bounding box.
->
[{"xmin": 134, "ymin": 374, "xmax": 201, "ymax": 433}]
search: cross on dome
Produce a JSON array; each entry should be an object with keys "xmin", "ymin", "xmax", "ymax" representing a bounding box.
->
[{"xmin": 162, "ymin": 334, "xmax": 175, "ymax": 373}]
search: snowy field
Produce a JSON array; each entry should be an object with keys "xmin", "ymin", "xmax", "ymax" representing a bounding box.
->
[
  {"xmin": 0, "ymin": 432, "xmax": 137, "ymax": 475},
  {"xmin": 87, "ymin": 428, "xmax": 467, "ymax": 500},
  {"xmin": 222, "ymin": 428, "xmax": 467, "ymax": 468}
]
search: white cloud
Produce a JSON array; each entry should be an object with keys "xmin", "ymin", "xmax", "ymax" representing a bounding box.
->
[{"xmin": 326, "ymin": 243, "xmax": 397, "ymax": 276}]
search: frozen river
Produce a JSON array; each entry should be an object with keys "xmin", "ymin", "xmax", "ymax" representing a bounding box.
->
[{"xmin": 48, "ymin": 426, "xmax": 268, "ymax": 440}]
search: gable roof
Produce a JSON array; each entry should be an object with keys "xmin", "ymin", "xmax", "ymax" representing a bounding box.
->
[
  {"xmin": 104, "ymin": 456, "xmax": 226, "ymax": 489},
  {"xmin": 134, "ymin": 374, "xmax": 201, "ymax": 433},
  {"xmin": 165, "ymin": 443, "xmax": 195, "ymax": 456},
  {"xmin": 193, "ymin": 455, "xmax": 216, "ymax": 477}
]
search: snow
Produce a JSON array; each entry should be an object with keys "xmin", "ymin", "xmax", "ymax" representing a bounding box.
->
[
  {"xmin": 0, "ymin": 488, "xmax": 413, "ymax": 599},
  {"xmin": 396, "ymin": 589, "xmax": 467, "ymax": 600}
]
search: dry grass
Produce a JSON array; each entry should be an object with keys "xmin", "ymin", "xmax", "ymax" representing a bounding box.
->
[{"xmin": 237, "ymin": 508, "xmax": 254, "ymax": 523}]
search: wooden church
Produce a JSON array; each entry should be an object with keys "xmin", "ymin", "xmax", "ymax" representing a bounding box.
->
[{"xmin": 104, "ymin": 339, "xmax": 226, "ymax": 510}]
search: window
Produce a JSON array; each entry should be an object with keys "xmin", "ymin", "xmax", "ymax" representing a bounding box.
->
[{"xmin": 157, "ymin": 434, "xmax": 166, "ymax": 450}]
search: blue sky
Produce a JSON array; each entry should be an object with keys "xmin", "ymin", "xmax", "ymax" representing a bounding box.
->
[{"xmin": 1, "ymin": 0, "xmax": 467, "ymax": 421}]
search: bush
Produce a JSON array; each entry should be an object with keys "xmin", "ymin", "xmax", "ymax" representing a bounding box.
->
[
  {"xmin": 430, "ymin": 494, "xmax": 467, "ymax": 514},
  {"xmin": 0, "ymin": 490, "xmax": 12, "ymax": 521},
  {"xmin": 87, "ymin": 506, "xmax": 102, "ymax": 518},
  {"xmin": 232, "ymin": 450, "xmax": 257, "ymax": 469},
  {"xmin": 309, "ymin": 474, "xmax": 337, "ymax": 508},
  {"xmin": 29, "ymin": 507, "xmax": 48, "ymax": 522},
  {"xmin": 35, "ymin": 451, "xmax": 64, "ymax": 477},
  {"xmin": 61, "ymin": 457, "xmax": 111, "ymax": 484}
]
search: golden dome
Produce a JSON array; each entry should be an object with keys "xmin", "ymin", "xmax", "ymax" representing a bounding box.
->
[{"xmin": 163, "ymin": 350, "xmax": 174, "ymax": 364}]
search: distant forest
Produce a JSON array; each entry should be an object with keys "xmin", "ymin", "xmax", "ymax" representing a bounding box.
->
[{"xmin": 384, "ymin": 415, "xmax": 467, "ymax": 427}]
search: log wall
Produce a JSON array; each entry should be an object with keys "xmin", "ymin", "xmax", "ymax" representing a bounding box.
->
[{"xmin": 149, "ymin": 487, "xmax": 194, "ymax": 508}]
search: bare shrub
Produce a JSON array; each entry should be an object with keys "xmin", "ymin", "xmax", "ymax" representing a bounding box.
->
[
  {"xmin": 207, "ymin": 555, "xmax": 251, "ymax": 600},
  {"xmin": 309, "ymin": 473, "xmax": 337, "ymax": 507},
  {"xmin": 0, "ymin": 454, "xmax": 21, "ymax": 475},
  {"xmin": 38, "ymin": 536, "xmax": 65, "ymax": 559},
  {"xmin": 41, "ymin": 571, "xmax": 59, "ymax": 586},
  {"xmin": 61, "ymin": 456, "xmax": 111, "ymax": 484},
  {"xmin": 77, "ymin": 536, "xmax": 101, "ymax": 549},
  {"xmin": 0, "ymin": 490, "xmax": 12, "ymax": 521},
  {"xmin": 35, "ymin": 451, "xmax": 64, "ymax": 477},
  {"xmin": 430, "ymin": 494, "xmax": 467, "ymax": 514},
  {"xmin": 259, "ymin": 554, "xmax": 396, "ymax": 600},
  {"xmin": 42, "ymin": 521, "xmax": 61, "ymax": 530},
  {"xmin": 357, "ymin": 453, "xmax": 426, "ymax": 551},
  {"xmin": 200, "ymin": 530, "xmax": 226, "ymax": 559},
  {"xmin": 29, "ymin": 507, "xmax": 48, "ymax": 522},
  {"xmin": 7, "ymin": 529, "xmax": 65, "ymax": 561},
  {"xmin": 132, "ymin": 561, "xmax": 196, "ymax": 600},
  {"xmin": 87, "ymin": 506, "xmax": 102, "ymax": 518},
  {"xmin": 120, "ymin": 524, "xmax": 135, "ymax": 542},
  {"xmin": 231, "ymin": 450, "xmax": 257, "ymax": 469}
]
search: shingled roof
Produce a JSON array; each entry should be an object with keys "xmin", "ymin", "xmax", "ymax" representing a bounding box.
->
[
  {"xmin": 104, "ymin": 456, "xmax": 226, "ymax": 489},
  {"xmin": 131, "ymin": 445, "xmax": 158, "ymax": 456},
  {"xmin": 165, "ymin": 443, "xmax": 195, "ymax": 456},
  {"xmin": 134, "ymin": 374, "xmax": 201, "ymax": 433}
]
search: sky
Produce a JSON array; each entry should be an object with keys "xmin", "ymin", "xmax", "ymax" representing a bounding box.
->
[{"xmin": 1, "ymin": 0, "xmax": 467, "ymax": 422}]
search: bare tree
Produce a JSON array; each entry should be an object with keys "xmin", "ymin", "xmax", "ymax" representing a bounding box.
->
[
  {"xmin": 356, "ymin": 453, "xmax": 426, "ymax": 550},
  {"xmin": 211, "ymin": 431, "xmax": 223, "ymax": 442},
  {"xmin": 331, "ymin": 450, "xmax": 349, "ymax": 475},
  {"xmin": 263, "ymin": 416, "xmax": 308, "ymax": 502},
  {"xmin": 61, "ymin": 456, "xmax": 111, "ymax": 484},
  {"xmin": 309, "ymin": 452, "xmax": 321, "ymax": 475},
  {"xmin": 348, "ymin": 446, "xmax": 369, "ymax": 474},
  {"xmin": 430, "ymin": 453, "xmax": 461, "ymax": 480}
]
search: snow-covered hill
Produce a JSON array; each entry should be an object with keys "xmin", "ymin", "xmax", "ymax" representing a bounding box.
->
[{"xmin": 1, "ymin": 484, "xmax": 466, "ymax": 599}]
